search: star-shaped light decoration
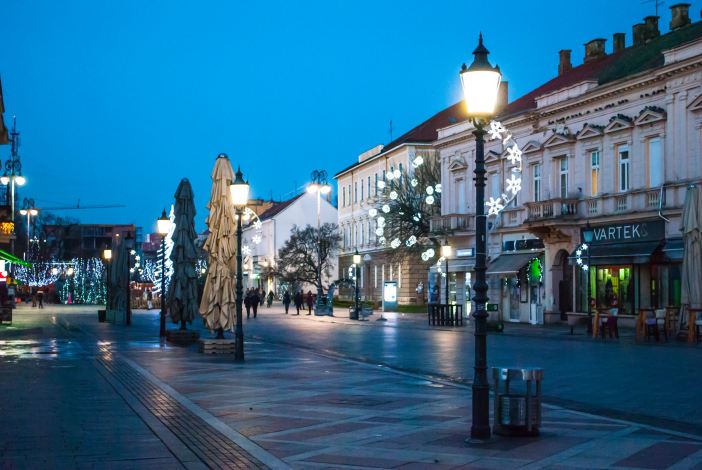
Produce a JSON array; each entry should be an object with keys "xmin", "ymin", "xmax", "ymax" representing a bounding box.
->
[
  {"xmin": 410, "ymin": 178, "xmax": 418, "ymax": 187},
  {"xmin": 377, "ymin": 216, "xmax": 385, "ymax": 227},
  {"xmin": 412, "ymin": 213, "xmax": 422, "ymax": 222},
  {"xmin": 413, "ymin": 155, "xmax": 424, "ymax": 167},
  {"xmin": 375, "ymin": 227, "xmax": 384, "ymax": 236},
  {"xmin": 488, "ymin": 121, "xmax": 506, "ymax": 140},
  {"xmin": 426, "ymin": 186, "xmax": 434, "ymax": 195},
  {"xmin": 506, "ymin": 144, "xmax": 522, "ymax": 165},
  {"xmin": 382, "ymin": 204, "xmax": 391, "ymax": 213},
  {"xmin": 425, "ymin": 195, "xmax": 435, "ymax": 205},
  {"xmin": 253, "ymin": 220, "xmax": 262, "ymax": 230},
  {"xmin": 390, "ymin": 238, "xmax": 401, "ymax": 249},
  {"xmin": 506, "ymin": 175, "xmax": 522, "ymax": 195},
  {"xmin": 379, "ymin": 237, "xmax": 386, "ymax": 245},
  {"xmin": 242, "ymin": 245, "xmax": 251, "ymax": 255},
  {"xmin": 583, "ymin": 265, "xmax": 589, "ymax": 271},
  {"xmin": 576, "ymin": 258, "xmax": 583, "ymax": 265},
  {"xmin": 386, "ymin": 172, "xmax": 395, "ymax": 181},
  {"xmin": 486, "ymin": 197, "xmax": 504, "ymax": 216},
  {"xmin": 378, "ymin": 181, "xmax": 386, "ymax": 190},
  {"xmin": 368, "ymin": 208, "xmax": 378, "ymax": 217},
  {"xmin": 252, "ymin": 235, "xmax": 262, "ymax": 244},
  {"xmin": 435, "ymin": 184, "xmax": 442, "ymax": 193},
  {"xmin": 406, "ymin": 235, "xmax": 417, "ymax": 247},
  {"xmin": 389, "ymin": 191, "xmax": 398, "ymax": 200}
]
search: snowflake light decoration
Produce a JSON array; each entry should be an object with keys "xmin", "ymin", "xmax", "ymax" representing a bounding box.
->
[
  {"xmin": 240, "ymin": 207, "xmax": 264, "ymax": 266},
  {"xmin": 484, "ymin": 120, "xmax": 524, "ymax": 217},
  {"xmin": 575, "ymin": 243, "xmax": 589, "ymax": 272}
]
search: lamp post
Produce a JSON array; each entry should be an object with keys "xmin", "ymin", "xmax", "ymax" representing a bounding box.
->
[
  {"xmin": 66, "ymin": 266, "xmax": 75, "ymax": 303},
  {"xmin": 307, "ymin": 170, "xmax": 332, "ymax": 313},
  {"xmin": 442, "ymin": 243, "xmax": 452, "ymax": 305},
  {"xmin": 2, "ymin": 118, "xmax": 27, "ymax": 262},
  {"xmin": 157, "ymin": 209, "xmax": 171, "ymax": 337},
  {"xmin": 460, "ymin": 33, "xmax": 502, "ymax": 441},
  {"xmin": 124, "ymin": 232, "xmax": 134, "ymax": 325},
  {"xmin": 230, "ymin": 166, "xmax": 250, "ymax": 361},
  {"xmin": 19, "ymin": 198, "xmax": 38, "ymax": 259},
  {"xmin": 353, "ymin": 249, "xmax": 361, "ymax": 320},
  {"xmin": 103, "ymin": 248, "xmax": 112, "ymax": 308},
  {"xmin": 582, "ymin": 222, "xmax": 594, "ymax": 334}
]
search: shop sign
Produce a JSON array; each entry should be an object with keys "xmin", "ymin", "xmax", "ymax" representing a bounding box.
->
[
  {"xmin": 486, "ymin": 303, "xmax": 498, "ymax": 312},
  {"xmin": 456, "ymin": 248, "xmax": 474, "ymax": 257},
  {"xmin": 585, "ymin": 220, "xmax": 664, "ymax": 244}
]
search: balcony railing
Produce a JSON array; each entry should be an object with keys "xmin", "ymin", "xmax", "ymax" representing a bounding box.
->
[
  {"xmin": 525, "ymin": 198, "xmax": 580, "ymax": 221},
  {"xmin": 430, "ymin": 213, "xmax": 472, "ymax": 233}
]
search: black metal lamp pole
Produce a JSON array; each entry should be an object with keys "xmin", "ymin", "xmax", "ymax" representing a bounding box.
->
[
  {"xmin": 159, "ymin": 237, "xmax": 166, "ymax": 337},
  {"xmin": 445, "ymin": 257, "xmax": 450, "ymax": 305},
  {"xmin": 125, "ymin": 232, "xmax": 133, "ymax": 326},
  {"xmin": 460, "ymin": 33, "xmax": 502, "ymax": 441},
  {"xmin": 353, "ymin": 249, "xmax": 361, "ymax": 319},
  {"xmin": 471, "ymin": 120, "xmax": 490, "ymax": 440},
  {"xmin": 583, "ymin": 222, "xmax": 594, "ymax": 334},
  {"xmin": 235, "ymin": 207, "xmax": 245, "ymax": 361}
]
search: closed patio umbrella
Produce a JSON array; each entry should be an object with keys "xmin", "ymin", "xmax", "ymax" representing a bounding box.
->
[
  {"xmin": 168, "ymin": 178, "xmax": 199, "ymax": 330},
  {"xmin": 199, "ymin": 154, "xmax": 237, "ymax": 337},
  {"xmin": 680, "ymin": 185, "xmax": 702, "ymax": 338},
  {"xmin": 109, "ymin": 236, "xmax": 128, "ymax": 322}
]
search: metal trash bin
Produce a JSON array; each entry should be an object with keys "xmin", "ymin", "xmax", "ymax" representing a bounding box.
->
[{"xmin": 492, "ymin": 367, "xmax": 543, "ymax": 437}]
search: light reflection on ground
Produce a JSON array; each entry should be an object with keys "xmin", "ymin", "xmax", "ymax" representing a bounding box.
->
[{"xmin": 0, "ymin": 339, "xmax": 84, "ymax": 359}]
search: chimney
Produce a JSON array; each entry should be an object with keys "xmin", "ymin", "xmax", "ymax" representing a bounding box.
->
[
  {"xmin": 558, "ymin": 50, "xmax": 572, "ymax": 75},
  {"xmin": 496, "ymin": 81, "xmax": 508, "ymax": 114},
  {"xmin": 643, "ymin": 16, "xmax": 660, "ymax": 41},
  {"xmin": 670, "ymin": 3, "xmax": 691, "ymax": 30},
  {"xmin": 584, "ymin": 39, "xmax": 606, "ymax": 62},
  {"xmin": 613, "ymin": 33, "xmax": 625, "ymax": 53},
  {"xmin": 633, "ymin": 23, "xmax": 646, "ymax": 46}
]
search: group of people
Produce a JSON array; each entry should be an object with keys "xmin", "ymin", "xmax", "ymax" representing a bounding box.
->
[
  {"xmin": 281, "ymin": 290, "xmax": 315, "ymax": 315},
  {"xmin": 244, "ymin": 288, "xmax": 274, "ymax": 319}
]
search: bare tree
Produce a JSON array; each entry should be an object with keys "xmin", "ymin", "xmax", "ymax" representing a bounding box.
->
[{"xmin": 276, "ymin": 223, "xmax": 340, "ymax": 294}]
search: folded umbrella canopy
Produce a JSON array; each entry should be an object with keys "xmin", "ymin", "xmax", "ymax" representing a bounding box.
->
[
  {"xmin": 199, "ymin": 154, "xmax": 237, "ymax": 336},
  {"xmin": 168, "ymin": 178, "xmax": 199, "ymax": 330},
  {"xmin": 109, "ymin": 236, "xmax": 128, "ymax": 322},
  {"xmin": 680, "ymin": 185, "xmax": 702, "ymax": 338}
]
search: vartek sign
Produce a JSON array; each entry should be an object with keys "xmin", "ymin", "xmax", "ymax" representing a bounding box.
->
[{"xmin": 585, "ymin": 220, "xmax": 664, "ymax": 244}]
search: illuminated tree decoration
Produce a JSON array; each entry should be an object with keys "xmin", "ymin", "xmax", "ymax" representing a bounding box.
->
[
  {"xmin": 153, "ymin": 206, "xmax": 176, "ymax": 294},
  {"xmin": 14, "ymin": 261, "xmax": 61, "ymax": 287},
  {"xmin": 485, "ymin": 120, "xmax": 523, "ymax": 217},
  {"xmin": 56, "ymin": 258, "xmax": 107, "ymax": 304}
]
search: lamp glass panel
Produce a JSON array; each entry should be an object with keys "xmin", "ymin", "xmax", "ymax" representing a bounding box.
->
[
  {"xmin": 460, "ymin": 70, "xmax": 501, "ymax": 116},
  {"xmin": 230, "ymin": 182, "xmax": 250, "ymax": 207}
]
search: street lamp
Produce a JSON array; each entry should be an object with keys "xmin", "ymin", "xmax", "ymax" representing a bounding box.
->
[
  {"xmin": 582, "ymin": 222, "xmax": 594, "ymax": 334},
  {"xmin": 2, "ymin": 118, "xmax": 27, "ymax": 262},
  {"xmin": 124, "ymin": 231, "xmax": 134, "ymax": 326},
  {"xmin": 103, "ymin": 248, "xmax": 112, "ymax": 309},
  {"xmin": 19, "ymin": 198, "xmax": 38, "ymax": 259},
  {"xmin": 157, "ymin": 209, "xmax": 171, "ymax": 337},
  {"xmin": 460, "ymin": 33, "xmax": 502, "ymax": 441},
  {"xmin": 230, "ymin": 166, "xmax": 250, "ymax": 361},
  {"xmin": 307, "ymin": 170, "xmax": 332, "ymax": 313},
  {"xmin": 353, "ymin": 249, "xmax": 361, "ymax": 320},
  {"xmin": 442, "ymin": 243, "xmax": 452, "ymax": 305}
]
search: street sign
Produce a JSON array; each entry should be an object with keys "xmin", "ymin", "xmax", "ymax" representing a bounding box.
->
[{"xmin": 487, "ymin": 303, "xmax": 498, "ymax": 312}]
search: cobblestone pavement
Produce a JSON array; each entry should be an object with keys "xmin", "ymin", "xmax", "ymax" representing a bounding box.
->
[{"xmin": 3, "ymin": 305, "xmax": 702, "ymax": 469}]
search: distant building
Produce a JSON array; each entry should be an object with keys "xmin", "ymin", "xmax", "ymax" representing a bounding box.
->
[
  {"xmin": 241, "ymin": 192, "xmax": 337, "ymax": 295},
  {"xmin": 44, "ymin": 224, "xmax": 139, "ymax": 259}
]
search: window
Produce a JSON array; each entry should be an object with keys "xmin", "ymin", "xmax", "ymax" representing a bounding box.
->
[
  {"xmin": 367, "ymin": 176, "xmax": 371, "ymax": 199},
  {"xmin": 375, "ymin": 173, "xmax": 378, "ymax": 194},
  {"xmin": 354, "ymin": 182, "xmax": 358, "ymax": 203},
  {"xmin": 368, "ymin": 219, "xmax": 372, "ymax": 242},
  {"xmin": 399, "ymin": 163, "xmax": 403, "ymax": 182},
  {"xmin": 359, "ymin": 222, "xmax": 364, "ymax": 245},
  {"xmin": 590, "ymin": 150, "xmax": 600, "ymax": 196},
  {"xmin": 382, "ymin": 169, "xmax": 386, "ymax": 181},
  {"xmin": 490, "ymin": 173, "xmax": 500, "ymax": 200},
  {"xmin": 559, "ymin": 158, "xmax": 568, "ymax": 199},
  {"xmin": 533, "ymin": 163, "xmax": 542, "ymax": 202},
  {"xmin": 618, "ymin": 145, "xmax": 629, "ymax": 192},
  {"xmin": 360, "ymin": 181, "xmax": 364, "ymax": 201},
  {"xmin": 374, "ymin": 265, "xmax": 378, "ymax": 288},
  {"xmin": 342, "ymin": 186, "xmax": 346, "ymax": 207},
  {"xmin": 648, "ymin": 138, "xmax": 662, "ymax": 187},
  {"xmin": 456, "ymin": 179, "xmax": 466, "ymax": 213}
]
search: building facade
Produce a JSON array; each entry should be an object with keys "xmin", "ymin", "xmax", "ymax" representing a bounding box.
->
[
  {"xmin": 432, "ymin": 7, "xmax": 702, "ymax": 324},
  {"xmin": 241, "ymin": 192, "xmax": 337, "ymax": 295}
]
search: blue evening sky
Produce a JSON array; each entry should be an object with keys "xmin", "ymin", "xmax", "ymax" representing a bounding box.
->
[{"xmin": 2, "ymin": 0, "xmax": 699, "ymax": 235}]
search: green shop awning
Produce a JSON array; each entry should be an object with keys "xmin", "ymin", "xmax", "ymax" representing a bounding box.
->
[
  {"xmin": 487, "ymin": 251, "xmax": 543, "ymax": 275},
  {"xmin": 0, "ymin": 249, "xmax": 30, "ymax": 267},
  {"xmin": 570, "ymin": 241, "xmax": 661, "ymax": 266}
]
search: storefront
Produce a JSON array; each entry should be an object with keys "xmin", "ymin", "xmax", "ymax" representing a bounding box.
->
[
  {"xmin": 573, "ymin": 220, "xmax": 682, "ymax": 317},
  {"xmin": 487, "ymin": 249, "xmax": 545, "ymax": 324},
  {"xmin": 428, "ymin": 249, "xmax": 475, "ymax": 317}
]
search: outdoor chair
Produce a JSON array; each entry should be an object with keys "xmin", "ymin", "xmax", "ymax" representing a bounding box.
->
[
  {"xmin": 654, "ymin": 309, "xmax": 668, "ymax": 341},
  {"xmin": 644, "ymin": 310, "xmax": 659, "ymax": 342}
]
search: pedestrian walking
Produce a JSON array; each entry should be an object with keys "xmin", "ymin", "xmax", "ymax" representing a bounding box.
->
[
  {"xmin": 31, "ymin": 290, "xmax": 37, "ymax": 308},
  {"xmin": 266, "ymin": 290, "xmax": 274, "ymax": 308},
  {"xmin": 146, "ymin": 289, "xmax": 153, "ymax": 310},
  {"xmin": 294, "ymin": 290, "xmax": 303, "ymax": 315},
  {"xmin": 258, "ymin": 288, "xmax": 265, "ymax": 307},
  {"xmin": 37, "ymin": 290, "xmax": 44, "ymax": 309},
  {"xmin": 244, "ymin": 289, "xmax": 252, "ymax": 319},
  {"xmin": 305, "ymin": 290, "xmax": 314, "ymax": 315},
  {"xmin": 282, "ymin": 291, "xmax": 291, "ymax": 314},
  {"xmin": 251, "ymin": 289, "xmax": 260, "ymax": 318}
]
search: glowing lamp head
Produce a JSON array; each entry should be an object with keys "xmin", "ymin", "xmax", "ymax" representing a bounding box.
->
[
  {"xmin": 0, "ymin": 175, "xmax": 8, "ymax": 185},
  {"xmin": 66, "ymin": 267, "xmax": 74, "ymax": 276},
  {"xmin": 103, "ymin": 248, "xmax": 112, "ymax": 261},
  {"xmin": 14, "ymin": 175, "xmax": 26, "ymax": 186},
  {"xmin": 229, "ymin": 166, "xmax": 250, "ymax": 208},
  {"xmin": 320, "ymin": 184, "xmax": 332, "ymax": 195},
  {"xmin": 353, "ymin": 249, "xmax": 361, "ymax": 265},
  {"xmin": 51, "ymin": 267, "xmax": 59, "ymax": 275},
  {"xmin": 29, "ymin": 209, "xmax": 38, "ymax": 216},
  {"xmin": 19, "ymin": 209, "xmax": 27, "ymax": 216},
  {"xmin": 306, "ymin": 183, "xmax": 319, "ymax": 194},
  {"xmin": 460, "ymin": 33, "xmax": 502, "ymax": 118},
  {"xmin": 157, "ymin": 209, "xmax": 170, "ymax": 235},
  {"xmin": 441, "ymin": 244, "xmax": 452, "ymax": 258}
]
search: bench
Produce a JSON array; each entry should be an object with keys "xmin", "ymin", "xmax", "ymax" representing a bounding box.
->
[
  {"xmin": 348, "ymin": 306, "xmax": 373, "ymax": 320},
  {"xmin": 0, "ymin": 306, "xmax": 12, "ymax": 324}
]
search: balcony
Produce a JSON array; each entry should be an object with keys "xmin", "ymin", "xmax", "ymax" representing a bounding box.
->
[
  {"xmin": 525, "ymin": 198, "xmax": 580, "ymax": 222},
  {"xmin": 430, "ymin": 213, "xmax": 472, "ymax": 233}
]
